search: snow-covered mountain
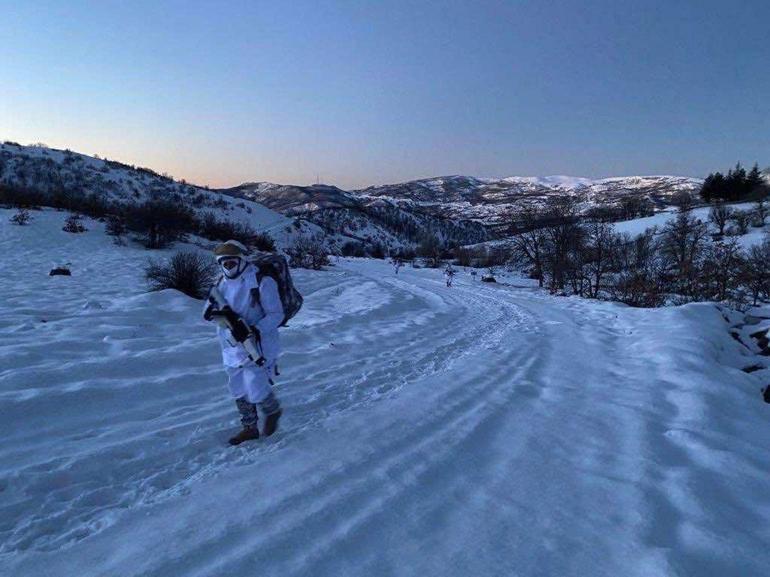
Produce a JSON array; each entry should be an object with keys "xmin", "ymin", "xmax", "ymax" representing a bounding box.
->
[
  {"xmin": 0, "ymin": 143, "xmax": 486, "ymax": 253},
  {"xmin": 1, "ymin": 141, "xmax": 705, "ymax": 253},
  {"xmin": 223, "ymin": 181, "xmax": 489, "ymax": 252},
  {"xmin": 355, "ymin": 174, "xmax": 704, "ymax": 226},
  {"xmin": 225, "ymin": 174, "xmax": 704, "ymax": 246}
]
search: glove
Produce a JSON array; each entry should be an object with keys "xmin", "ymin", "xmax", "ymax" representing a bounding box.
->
[
  {"xmin": 209, "ymin": 306, "xmax": 239, "ymax": 326},
  {"xmin": 210, "ymin": 307, "xmax": 253, "ymax": 343}
]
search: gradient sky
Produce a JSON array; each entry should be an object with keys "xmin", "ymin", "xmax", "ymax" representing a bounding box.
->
[{"xmin": 1, "ymin": 0, "xmax": 768, "ymax": 189}]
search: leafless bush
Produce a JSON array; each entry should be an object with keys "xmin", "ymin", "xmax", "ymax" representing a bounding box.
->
[
  {"xmin": 605, "ymin": 231, "xmax": 666, "ymax": 307},
  {"xmin": 659, "ymin": 211, "xmax": 709, "ymax": 298},
  {"xmin": 287, "ymin": 235, "xmax": 329, "ymax": 270},
  {"xmin": 341, "ymin": 241, "xmax": 366, "ymax": 257},
  {"xmin": 729, "ymin": 211, "xmax": 751, "ymax": 236},
  {"xmin": 9, "ymin": 208, "xmax": 31, "ymax": 225},
  {"xmin": 741, "ymin": 239, "xmax": 770, "ymax": 305},
  {"xmin": 105, "ymin": 214, "xmax": 127, "ymax": 245},
  {"xmin": 417, "ymin": 234, "xmax": 443, "ymax": 268},
  {"xmin": 708, "ymin": 203, "xmax": 733, "ymax": 236},
  {"xmin": 540, "ymin": 198, "xmax": 583, "ymax": 293},
  {"xmin": 145, "ymin": 251, "xmax": 216, "ymax": 299},
  {"xmin": 700, "ymin": 238, "xmax": 744, "ymax": 301},
  {"xmin": 510, "ymin": 208, "xmax": 547, "ymax": 287},
  {"xmin": 672, "ymin": 191, "xmax": 695, "ymax": 212},
  {"xmin": 124, "ymin": 199, "xmax": 195, "ymax": 249},
  {"xmin": 753, "ymin": 198, "xmax": 768, "ymax": 227},
  {"xmin": 197, "ymin": 211, "xmax": 275, "ymax": 251},
  {"xmin": 62, "ymin": 214, "xmax": 87, "ymax": 233}
]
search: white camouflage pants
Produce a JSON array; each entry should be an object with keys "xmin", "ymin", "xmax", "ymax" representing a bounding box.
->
[{"xmin": 225, "ymin": 362, "xmax": 276, "ymax": 404}]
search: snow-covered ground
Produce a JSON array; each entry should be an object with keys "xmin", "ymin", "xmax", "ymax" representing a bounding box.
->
[
  {"xmin": 613, "ymin": 202, "xmax": 769, "ymax": 248},
  {"xmin": 2, "ymin": 209, "xmax": 770, "ymax": 576}
]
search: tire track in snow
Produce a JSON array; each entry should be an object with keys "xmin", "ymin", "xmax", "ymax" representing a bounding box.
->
[
  {"xmin": 144, "ymin": 268, "xmax": 546, "ymax": 577},
  {"xmin": 0, "ymin": 264, "xmax": 533, "ymax": 556}
]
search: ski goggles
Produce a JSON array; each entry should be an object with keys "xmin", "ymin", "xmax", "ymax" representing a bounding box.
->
[{"xmin": 217, "ymin": 256, "xmax": 241, "ymax": 270}]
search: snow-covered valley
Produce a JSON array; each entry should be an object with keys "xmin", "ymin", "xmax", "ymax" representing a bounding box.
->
[{"xmin": 2, "ymin": 209, "xmax": 770, "ymax": 577}]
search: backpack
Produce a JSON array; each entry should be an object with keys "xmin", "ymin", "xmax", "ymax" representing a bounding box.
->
[{"xmin": 250, "ymin": 253, "xmax": 303, "ymax": 326}]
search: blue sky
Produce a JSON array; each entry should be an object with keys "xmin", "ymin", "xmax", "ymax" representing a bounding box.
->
[{"xmin": 1, "ymin": 0, "xmax": 768, "ymax": 189}]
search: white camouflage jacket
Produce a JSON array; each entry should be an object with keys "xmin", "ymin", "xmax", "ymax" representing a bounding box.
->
[{"xmin": 215, "ymin": 263, "xmax": 284, "ymax": 368}]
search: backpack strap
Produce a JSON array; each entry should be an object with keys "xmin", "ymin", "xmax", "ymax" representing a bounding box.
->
[{"xmin": 250, "ymin": 267, "xmax": 263, "ymax": 308}]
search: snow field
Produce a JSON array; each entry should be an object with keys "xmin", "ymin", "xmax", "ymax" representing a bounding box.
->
[
  {"xmin": 1, "ymin": 208, "xmax": 769, "ymax": 576},
  {"xmin": 612, "ymin": 202, "xmax": 769, "ymax": 248}
]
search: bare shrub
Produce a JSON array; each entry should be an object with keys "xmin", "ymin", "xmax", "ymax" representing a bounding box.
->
[
  {"xmin": 510, "ymin": 208, "xmax": 547, "ymax": 287},
  {"xmin": 741, "ymin": 239, "xmax": 770, "ymax": 305},
  {"xmin": 251, "ymin": 232, "xmax": 276, "ymax": 253},
  {"xmin": 125, "ymin": 199, "xmax": 195, "ymax": 249},
  {"xmin": 541, "ymin": 198, "xmax": 583, "ymax": 293},
  {"xmin": 341, "ymin": 241, "xmax": 366, "ymax": 257},
  {"xmin": 659, "ymin": 211, "xmax": 709, "ymax": 297},
  {"xmin": 417, "ymin": 234, "xmax": 443, "ymax": 268},
  {"xmin": 105, "ymin": 214, "xmax": 127, "ymax": 244},
  {"xmin": 708, "ymin": 203, "xmax": 733, "ymax": 236},
  {"xmin": 729, "ymin": 211, "xmax": 751, "ymax": 236},
  {"xmin": 700, "ymin": 238, "xmax": 744, "ymax": 301},
  {"xmin": 581, "ymin": 221, "xmax": 617, "ymax": 298},
  {"xmin": 753, "ymin": 198, "xmax": 768, "ymax": 227},
  {"xmin": 287, "ymin": 235, "xmax": 329, "ymax": 270},
  {"xmin": 145, "ymin": 251, "xmax": 216, "ymax": 299},
  {"xmin": 9, "ymin": 208, "xmax": 31, "ymax": 225},
  {"xmin": 608, "ymin": 231, "xmax": 665, "ymax": 307},
  {"xmin": 63, "ymin": 214, "xmax": 87, "ymax": 233}
]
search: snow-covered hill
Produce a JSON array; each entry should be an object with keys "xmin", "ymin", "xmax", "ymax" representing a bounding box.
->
[
  {"xmin": 612, "ymin": 202, "xmax": 770, "ymax": 248},
  {"xmin": 2, "ymin": 208, "xmax": 769, "ymax": 577},
  {"xmin": 223, "ymin": 181, "xmax": 489, "ymax": 252},
  {"xmin": 223, "ymin": 174, "xmax": 704, "ymax": 251},
  {"xmin": 0, "ymin": 142, "xmax": 289, "ymax": 229},
  {"xmin": 356, "ymin": 174, "xmax": 704, "ymax": 227},
  {"xmin": 0, "ymin": 142, "xmax": 333, "ymax": 250}
]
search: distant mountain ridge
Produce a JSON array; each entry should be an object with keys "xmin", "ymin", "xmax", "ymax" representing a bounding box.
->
[
  {"xmin": 222, "ymin": 181, "xmax": 489, "ymax": 251},
  {"xmin": 224, "ymin": 174, "xmax": 704, "ymax": 243},
  {"xmin": 353, "ymin": 174, "xmax": 704, "ymax": 226},
  {"xmin": 0, "ymin": 140, "xmax": 707, "ymax": 254}
]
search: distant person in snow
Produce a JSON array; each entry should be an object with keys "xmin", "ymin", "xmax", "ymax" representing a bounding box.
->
[
  {"xmin": 393, "ymin": 258, "xmax": 403, "ymax": 275},
  {"xmin": 444, "ymin": 265, "xmax": 454, "ymax": 287},
  {"xmin": 203, "ymin": 240, "xmax": 283, "ymax": 445}
]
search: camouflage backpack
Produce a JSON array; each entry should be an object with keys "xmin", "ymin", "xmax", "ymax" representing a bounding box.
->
[{"xmin": 250, "ymin": 253, "xmax": 303, "ymax": 326}]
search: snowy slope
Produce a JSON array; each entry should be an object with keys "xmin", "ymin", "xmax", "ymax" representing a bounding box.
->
[
  {"xmin": 612, "ymin": 202, "xmax": 770, "ymax": 248},
  {"xmin": 223, "ymin": 181, "xmax": 489, "ymax": 251},
  {"xmin": 0, "ymin": 142, "xmax": 296, "ymax": 240},
  {"xmin": 2, "ymin": 209, "xmax": 770, "ymax": 576}
]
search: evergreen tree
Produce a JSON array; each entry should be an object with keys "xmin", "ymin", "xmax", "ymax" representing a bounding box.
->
[{"xmin": 747, "ymin": 163, "xmax": 763, "ymax": 192}]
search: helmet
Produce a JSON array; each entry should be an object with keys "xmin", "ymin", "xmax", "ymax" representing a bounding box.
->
[{"xmin": 214, "ymin": 240, "xmax": 249, "ymax": 279}]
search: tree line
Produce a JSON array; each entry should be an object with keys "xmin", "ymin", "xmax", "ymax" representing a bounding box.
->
[
  {"xmin": 1, "ymin": 183, "xmax": 274, "ymax": 251},
  {"xmin": 477, "ymin": 196, "xmax": 770, "ymax": 307},
  {"xmin": 700, "ymin": 162, "xmax": 767, "ymax": 203}
]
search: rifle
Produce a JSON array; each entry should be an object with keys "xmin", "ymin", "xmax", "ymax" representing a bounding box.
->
[{"xmin": 205, "ymin": 286, "xmax": 265, "ymax": 366}]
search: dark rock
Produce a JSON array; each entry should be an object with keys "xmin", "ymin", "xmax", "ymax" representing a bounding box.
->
[
  {"xmin": 742, "ymin": 365, "xmax": 764, "ymax": 373},
  {"xmin": 49, "ymin": 267, "xmax": 71, "ymax": 276}
]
